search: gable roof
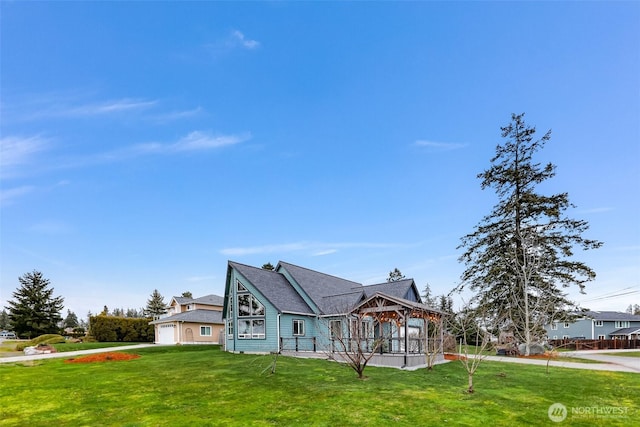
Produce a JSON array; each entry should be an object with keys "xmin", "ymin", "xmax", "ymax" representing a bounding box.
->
[
  {"xmin": 149, "ymin": 309, "xmax": 223, "ymax": 325},
  {"xmin": 363, "ymin": 279, "xmax": 421, "ymax": 302},
  {"xmin": 583, "ymin": 311, "xmax": 640, "ymax": 321},
  {"xmin": 170, "ymin": 294, "xmax": 224, "ymax": 306},
  {"xmin": 230, "ymin": 261, "xmax": 314, "ymax": 315},
  {"xmin": 354, "ymin": 291, "xmax": 442, "ymax": 317},
  {"xmin": 277, "ymin": 261, "xmax": 363, "ymax": 314}
]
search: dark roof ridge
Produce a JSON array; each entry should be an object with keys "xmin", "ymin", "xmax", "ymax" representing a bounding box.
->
[{"xmin": 277, "ymin": 260, "xmax": 363, "ymax": 287}]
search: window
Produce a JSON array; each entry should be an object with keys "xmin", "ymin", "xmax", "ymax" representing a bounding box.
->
[
  {"xmin": 361, "ymin": 321, "xmax": 373, "ymax": 338},
  {"xmin": 330, "ymin": 320, "xmax": 342, "ymax": 339},
  {"xmin": 237, "ymin": 294, "xmax": 264, "ymax": 317},
  {"xmin": 227, "ymin": 320, "xmax": 233, "ymax": 336},
  {"xmin": 595, "ymin": 320, "xmax": 603, "ymax": 327},
  {"xmin": 200, "ymin": 326, "xmax": 212, "ymax": 336},
  {"xmin": 235, "ymin": 280, "xmax": 266, "ymax": 340},
  {"xmin": 293, "ymin": 319, "xmax": 305, "ymax": 336},
  {"xmin": 552, "ymin": 335, "xmax": 558, "ymax": 340},
  {"xmin": 597, "ymin": 335, "xmax": 606, "ymax": 340},
  {"xmin": 563, "ymin": 335, "xmax": 570, "ymax": 339},
  {"xmin": 551, "ymin": 323, "xmax": 558, "ymax": 330},
  {"xmin": 615, "ymin": 321, "xmax": 630, "ymax": 328},
  {"xmin": 563, "ymin": 322, "xmax": 570, "ymax": 329}
]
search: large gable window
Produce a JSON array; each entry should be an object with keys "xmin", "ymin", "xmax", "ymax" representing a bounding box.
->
[{"xmin": 236, "ymin": 280, "xmax": 266, "ymax": 339}]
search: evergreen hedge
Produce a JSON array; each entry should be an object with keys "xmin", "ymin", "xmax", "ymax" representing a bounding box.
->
[{"xmin": 89, "ymin": 315, "xmax": 154, "ymax": 342}]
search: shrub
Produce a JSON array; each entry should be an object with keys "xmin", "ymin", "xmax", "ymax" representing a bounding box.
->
[
  {"xmin": 89, "ymin": 315, "xmax": 154, "ymax": 342},
  {"xmin": 16, "ymin": 334, "xmax": 65, "ymax": 351}
]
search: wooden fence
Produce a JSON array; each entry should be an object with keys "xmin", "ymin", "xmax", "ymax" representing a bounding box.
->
[{"xmin": 549, "ymin": 338, "xmax": 640, "ymax": 350}]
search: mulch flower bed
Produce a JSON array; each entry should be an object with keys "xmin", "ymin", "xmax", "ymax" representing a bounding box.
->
[
  {"xmin": 65, "ymin": 352, "xmax": 140, "ymax": 364},
  {"xmin": 444, "ymin": 353, "xmax": 467, "ymax": 361}
]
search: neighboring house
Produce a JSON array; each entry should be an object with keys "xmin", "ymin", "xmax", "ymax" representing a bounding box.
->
[
  {"xmin": 545, "ymin": 311, "xmax": 640, "ymax": 340},
  {"xmin": 150, "ymin": 294, "xmax": 224, "ymax": 344},
  {"xmin": 223, "ymin": 260, "xmax": 443, "ymax": 369}
]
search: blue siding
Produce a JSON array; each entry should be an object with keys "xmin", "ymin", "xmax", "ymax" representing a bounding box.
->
[{"xmin": 279, "ymin": 314, "xmax": 319, "ymax": 351}]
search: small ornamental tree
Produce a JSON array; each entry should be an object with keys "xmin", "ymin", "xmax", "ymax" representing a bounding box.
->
[
  {"xmin": 323, "ymin": 313, "xmax": 389, "ymax": 379},
  {"xmin": 7, "ymin": 271, "xmax": 64, "ymax": 338},
  {"xmin": 144, "ymin": 289, "xmax": 167, "ymax": 318}
]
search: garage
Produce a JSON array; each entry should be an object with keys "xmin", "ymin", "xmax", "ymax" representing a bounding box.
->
[{"xmin": 157, "ymin": 323, "xmax": 175, "ymax": 344}]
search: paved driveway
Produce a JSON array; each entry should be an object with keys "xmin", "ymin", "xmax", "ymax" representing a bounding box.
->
[
  {"xmin": 563, "ymin": 349, "xmax": 640, "ymax": 373},
  {"xmin": 470, "ymin": 349, "xmax": 639, "ymax": 373}
]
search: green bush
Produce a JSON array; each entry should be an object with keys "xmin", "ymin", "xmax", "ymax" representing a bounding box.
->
[{"xmin": 16, "ymin": 334, "xmax": 66, "ymax": 351}]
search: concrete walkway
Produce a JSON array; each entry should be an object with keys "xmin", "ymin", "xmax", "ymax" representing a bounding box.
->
[
  {"xmin": 464, "ymin": 349, "xmax": 640, "ymax": 373},
  {"xmin": 0, "ymin": 343, "xmax": 157, "ymax": 364}
]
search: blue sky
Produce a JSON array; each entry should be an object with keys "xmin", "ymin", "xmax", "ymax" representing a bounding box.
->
[{"xmin": 1, "ymin": 2, "xmax": 638, "ymax": 318}]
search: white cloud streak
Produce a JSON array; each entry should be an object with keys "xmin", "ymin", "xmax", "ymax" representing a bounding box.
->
[
  {"xmin": 220, "ymin": 241, "xmax": 401, "ymax": 256},
  {"xmin": 0, "ymin": 185, "xmax": 36, "ymax": 205},
  {"xmin": 0, "ymin": 135, "xmax": 49, "ymax": 167},
  {"xmin": 414, "ymin": 140, "xmax": 467, "ymax": 151},
  {"xmin": 230, "ymin": 30, "xmax": 260, "ymax": 49},
  {"xmin": 131, "ymin": 131, "xmax": 251, "ymax": 155}
]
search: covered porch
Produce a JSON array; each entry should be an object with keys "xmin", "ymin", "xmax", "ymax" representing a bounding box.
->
[{"xmin": 281, "ymin": 292, "xmax": 446, "ymax": 369}]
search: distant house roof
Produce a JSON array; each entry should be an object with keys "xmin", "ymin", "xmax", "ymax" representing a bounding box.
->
[
  {"xmin": 582, "ymin": 311, "xmax": 640, "ymax": 321},
  {"xmin": 150, "ymin": 309, "xmax": 223, "ymax": 325},
  {"xmin": 230, "ymin": 261, "xmax": 314, "ymax": 315},
  {"xmin": 610, "ymin": 327, "xmax": 640, "ymax": 336},
  {"xmin": 172, "ymin": 294, "xmax": 224, "ymax": 306}
]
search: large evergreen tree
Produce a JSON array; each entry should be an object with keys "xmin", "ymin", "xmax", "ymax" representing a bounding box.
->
[
  {"xmin": 7, "ymin": 271, "xmax": 64, "ymax": 338},
  {"xmin": 144, "ymin": 289, "xmax": 167, "ymax": 318},
  {"xmin": 456, "ymin": 113, "xmax": 602, "ymax": 354}
]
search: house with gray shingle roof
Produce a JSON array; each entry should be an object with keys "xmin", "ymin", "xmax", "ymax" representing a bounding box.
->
[
  {"xmin": 544, "ymin": 310, "xmax": 640, "ymax": 340},
  {"xmin": 223, "ymin": 260, "xmax": 443, "ymax": 368},
  {"xmin": 150, "ymin": 294, "xmax": 225, "ymax": 344}
]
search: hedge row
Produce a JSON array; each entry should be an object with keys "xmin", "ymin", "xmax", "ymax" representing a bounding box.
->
[{"xmin": 89, "ymin": 315, "xmax": 154, "ymax": 342}]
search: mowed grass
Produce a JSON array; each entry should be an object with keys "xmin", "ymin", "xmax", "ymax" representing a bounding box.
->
[{"xmin": 0, "ymin": 346, "xmax": 637, "ymax": 427}]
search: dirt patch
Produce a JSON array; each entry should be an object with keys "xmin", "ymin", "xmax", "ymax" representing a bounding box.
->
[
  {"xmin": 65, "ymin": 352, "xmax": 140, "ymax": 364},
  {"xmin": 444, "ymin": 353, "xmax": 467, "ymax": 361}
]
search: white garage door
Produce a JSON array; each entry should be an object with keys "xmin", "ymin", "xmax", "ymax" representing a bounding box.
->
[{"xmin": 157, "ymin": 324, "xmax": 175, "ymax": 344}]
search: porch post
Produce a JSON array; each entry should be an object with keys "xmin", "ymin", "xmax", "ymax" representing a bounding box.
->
[{"xmin": 404, "ymin": 309, "xmax": 409, "ymax": 367}]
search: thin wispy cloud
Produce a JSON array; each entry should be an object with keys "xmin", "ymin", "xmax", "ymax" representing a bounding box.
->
[
  {"xmin": 414, "ymin": 140, "xmax": 467, "ymax": 151},
  {"xmin": 579, "ymin": 207, "xmax": 614, "ymax": 214},
  {"xmin": 1, "ymin": 135, "xmax": 49, "ymax": 167},
  {"xmin": 0, "ymin": 185, "xmax": 36, "ymax": 205},
  {"xmin": 0, "ymin": 135, "xmax": 49, "ymax": 179},
  {"xmin": 230, "ymin": 30, "xmax": 260, "ymax": 49},
  {"xmin": 220, "ymin": 241, "xmax": 402, "ymax": 256},
  {"xmin": 203, "ymin": 30, "xmax": 261, "ymax": 58},
  {"xmin": 67, "ymin": 98, "xmax": 157, "ymax": 116},
  {"xmin": 131, "ymin": 131, "xmax": 251, "ymax": 155},
  {"xmin": 18, "ymin": 98, "xmax": 158, "ymax": 121}
]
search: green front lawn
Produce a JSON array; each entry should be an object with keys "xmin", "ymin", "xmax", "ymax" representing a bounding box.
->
[{"xmin": 0, "ymin": 346, "xmax": 637, "ymax": 426}]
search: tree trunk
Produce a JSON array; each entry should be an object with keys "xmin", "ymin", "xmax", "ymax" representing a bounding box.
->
[{"xmin": 467, "ymin": 373, "xmax": 474, "ymax": 394}]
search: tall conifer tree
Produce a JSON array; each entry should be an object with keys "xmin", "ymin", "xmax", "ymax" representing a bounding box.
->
[
  {"xmin": 456, "ymin": 113, "xmax": 602, "ymax": 354},
  {"xmin": 7, "ymin": 271, "xmax": 64, "ymax": 338}
]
